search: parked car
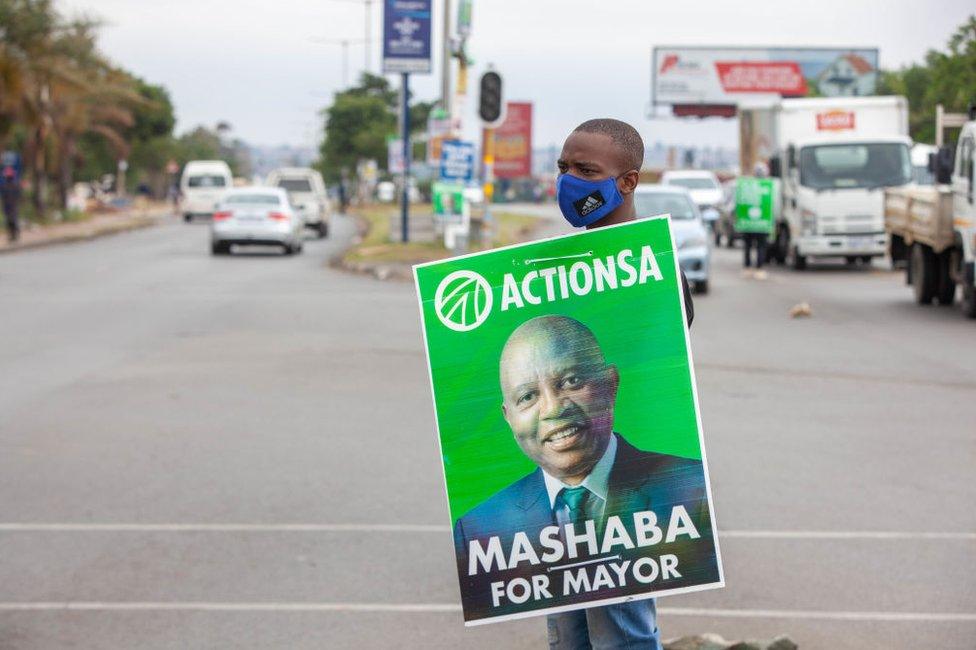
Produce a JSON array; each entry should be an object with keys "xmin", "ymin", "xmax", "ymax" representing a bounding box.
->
[
  {"xmin": 266, "ymin": 167, "xmax": 331, "ymax": 238},
  {"xmin": 634, "ymin": 184, "xmax": 711, "ymax": 293},
  {"xmin": 210, "ymin": 187, "xmax": 304, "ymax": 256},
  {"xmin": 660, "ymin": 170, "xmax": 723, "ymax": 245},
  {"xmin": 181, "ymin": 160, "xmax": 232, "ymax": 222}
]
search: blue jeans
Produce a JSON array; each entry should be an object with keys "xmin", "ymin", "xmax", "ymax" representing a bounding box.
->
[{"xmin": 547, "ymin": 599, "xmax": 662, "ymax": 650}]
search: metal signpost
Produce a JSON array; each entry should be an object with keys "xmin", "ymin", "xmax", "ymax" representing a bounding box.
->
[{"xmin": 382, "ymin": 0, "xmax": 432, "ymax": 243}]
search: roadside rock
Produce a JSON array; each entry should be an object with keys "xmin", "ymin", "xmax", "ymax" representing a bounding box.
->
[
  {"xmin": 789, "ymin": 302, "xmax": 812, "ymax": 318},
  {"xmin": 664, "ymin": 634, "xmax": 798, "ymax": 650}
]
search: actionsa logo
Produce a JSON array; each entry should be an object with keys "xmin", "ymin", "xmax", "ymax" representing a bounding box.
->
[{"xmin": 434, "ymin": 270, "xmax": 493, "ymax": 332}]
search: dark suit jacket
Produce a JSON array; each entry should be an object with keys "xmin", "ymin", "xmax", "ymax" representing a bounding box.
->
[{"xmin": 453, "ymin": 433, "xmax": 718, "ymax": 622}]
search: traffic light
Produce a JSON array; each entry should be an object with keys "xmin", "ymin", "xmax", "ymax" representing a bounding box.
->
[{"xmin": 478, "ymin": 71, "xmax": 502, "ymax": 123}]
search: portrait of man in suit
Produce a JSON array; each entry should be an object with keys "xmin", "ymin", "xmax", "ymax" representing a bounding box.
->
[{"xmin": 453, "ymin": 314, "xmax": 717, "ymax": 620}]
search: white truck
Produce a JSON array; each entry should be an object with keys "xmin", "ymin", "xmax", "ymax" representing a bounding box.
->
[
  {"xmin": 266, "ymin": 167, "xmax": 331, "ymax": 238},
  {"xmin": 884, "ymin": 109, "xmax": 976, "ymax": 318},
  {"xmin": 753, "ymin": 97, "xmax": 914, "ymax": 269}
]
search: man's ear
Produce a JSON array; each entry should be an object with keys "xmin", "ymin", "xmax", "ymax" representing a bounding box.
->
[
  {"xmin": 501, "ymin": 402, "xmax": 508, "ymax": 422},
  {"xmin": 606, "ymin": 364, "xmax": 620, "ymax": 401},
  {"xmin": 617, "ymin": 169, "xmax": 641, "ymax": 196}
]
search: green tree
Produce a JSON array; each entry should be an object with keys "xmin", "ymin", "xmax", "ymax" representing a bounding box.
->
[
  {"xmin": 317, "ymin": 72, "xmax": 435, "ymax": 183},
  {"xmin": 880, "ymin": 15, "xmax": 976, "ymax": 144}
]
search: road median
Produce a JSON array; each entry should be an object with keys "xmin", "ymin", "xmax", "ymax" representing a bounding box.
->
[{"xmin": 337, "ymin": 203, "xmax": 541, "ymax": 280}]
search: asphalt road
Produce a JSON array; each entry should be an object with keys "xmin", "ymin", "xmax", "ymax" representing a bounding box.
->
[{"xmin": 0, "ymin": 209, "xmax": 973, "ymax": 649}]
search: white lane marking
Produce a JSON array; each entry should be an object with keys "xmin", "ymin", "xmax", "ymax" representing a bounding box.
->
[
  {"xmin": 0, "ymin": 523, "xmax": 448, "ymax": 533},
  {"xmin": 0, "ymin": 524, "xmax": 973, "ymax": 541},
  {"xmin": 0, "ymin": 602, "xmax": 460, "ymax": 613},
  {"xmin": 719, "ymin": 530, "xmax": 976, "ymax": 541},
  {"xmin": 0, "ymin": 603, "xmax": 973, "ymax": 622},
  {"xmin": 658, "ymin": 608, "xmax": 976, "ymax": 623}
]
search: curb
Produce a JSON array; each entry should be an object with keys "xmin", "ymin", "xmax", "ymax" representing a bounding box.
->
[{"xmin": 0, "ymin": 214, "xmax": 162, "ymax": 255}]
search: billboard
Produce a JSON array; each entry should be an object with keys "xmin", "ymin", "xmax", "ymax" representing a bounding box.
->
[
  {"xmin": 382, "ymin": 0, "xmax": 432, "ymax": 74},
  {"xmin": 414, "ymin": 217, "xmax": 723, "ymax": 625},
  {"xmin": 652, "ymin": 47, "xmax": 880, "ymax": 107},
  {"xmin": 492, "ymin": 102, "xmax": 533, "ymax": 179}
]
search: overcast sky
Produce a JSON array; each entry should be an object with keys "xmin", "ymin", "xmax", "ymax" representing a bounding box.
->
[{"xmin": 64, "ymin": 0, "xmax": 974, "ymax": 151}]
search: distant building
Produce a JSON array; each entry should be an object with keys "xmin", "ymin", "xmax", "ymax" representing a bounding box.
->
[{"xmin": 817, "ymin": 54, "xmax": 877, "ymax": 97}]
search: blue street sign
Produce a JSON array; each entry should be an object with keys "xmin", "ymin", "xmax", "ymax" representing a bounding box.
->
[
  {"xmin": 382, "ymin": 0, "xmax": 432, "ymax": 74},
  {"xmin": 440, "ymin": 140, "xmax": 475, "ymax": 183}
]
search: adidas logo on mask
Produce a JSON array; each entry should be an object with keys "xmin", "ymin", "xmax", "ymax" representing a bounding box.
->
[{"xmin": 574, "ymin": 191, "xmax": 605, "ymax": 217}]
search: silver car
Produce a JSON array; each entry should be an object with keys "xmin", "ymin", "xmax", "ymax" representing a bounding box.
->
[
  {"xmin": 210, "ymin": 188, "xmax": 304, "ymax": 256},
  {"xmin": 634, "ymin": 184, "xmax": 711, "ymax": 293}
]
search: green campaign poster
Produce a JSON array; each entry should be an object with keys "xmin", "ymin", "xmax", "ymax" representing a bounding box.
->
[
  {"xmin": 735, "ymin": 177, "xmax": 778, "ymax": 235},
  {"xmin": 433, "ymin": 182, "xmax": 464, "ymax": 215},
  {"xmin": 414, "ymin": 217, "xmax": 723, "ymax": 625}
]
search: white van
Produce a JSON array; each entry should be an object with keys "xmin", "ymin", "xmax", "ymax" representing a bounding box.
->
[
  {"xmin": 181, "ymin": 160, "xmax": 233, "ymax": 222},
  {"xmin": 266, "ymin": 167, "xmax": 331, "ymax": 238}
]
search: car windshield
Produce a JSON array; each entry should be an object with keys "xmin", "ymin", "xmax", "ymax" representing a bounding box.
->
[
  {"xmin": 187, "ymin": 175, "xmax": 227, "ymax": 188},
  {"xmin": 666, "ymin": 177, "xmax": 718, "ymax": 190},
  {"xmin": 224, "ymin": 194, "xmax": 281, "ymax": 206},
  {"xmin": 799, "ymin": 143, "xmax": 912, "ymax": 190},
  {"xmin": 913, "ymin": 165, "xmax": 935, "ymax": 185},
  {"xmin": 634, "ymin": 192, "xmax": 697, "ymax": 219},
  {"xmin": 277, "ymin": 178, "xmax": 313, "ymax": 192}
]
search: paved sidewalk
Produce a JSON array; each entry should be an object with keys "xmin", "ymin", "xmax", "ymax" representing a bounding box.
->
[{"xmin": 0, "ymin": 203, "xmax": 172, "ymax": 254}]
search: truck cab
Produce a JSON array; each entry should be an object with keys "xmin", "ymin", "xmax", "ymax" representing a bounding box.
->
[{"xmin": 767, "ymin": 97, "xmax": 913, "ymax": 269}]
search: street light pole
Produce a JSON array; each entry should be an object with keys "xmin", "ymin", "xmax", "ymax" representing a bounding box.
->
[{"xmin": 308, "ymin": 37, "xmax": 367, "ymax": 87}]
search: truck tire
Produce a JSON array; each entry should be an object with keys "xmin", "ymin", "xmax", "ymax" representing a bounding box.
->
[
  {"xmin": 911, "ymin": 243, "xmax": 936, "ymax": 305},
  {"xmin": 772, "ymin": 226, "xmax": 788, "ymax": 264},
  {"xmin": 935, "ymin": 252, "xmax": 956, "ymax": 306},
  {"xmin": 962, "ymin": 283, "xmax": 976, "ymax": 319}
]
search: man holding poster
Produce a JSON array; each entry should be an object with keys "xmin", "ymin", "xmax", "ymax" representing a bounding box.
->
[{"xmin": 414, "ymin": 119, "xmax": 722, "ymax": 645}]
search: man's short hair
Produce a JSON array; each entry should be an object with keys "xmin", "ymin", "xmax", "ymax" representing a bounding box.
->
[{"xmin": 572, "ymin": 118, "xmax": 644, "ymax": 171}]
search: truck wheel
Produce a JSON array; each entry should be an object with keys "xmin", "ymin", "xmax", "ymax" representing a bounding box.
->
[
  {"xmin": 935, "ymin": 252, "xmax": 956, "ymax": 306},
  {"xmin": 962, "ymin": 283, "xmax": 976, "ymax": 318},
  {"xmin": 911, "ymin": 243, "xmax": 936, "ymax": 305},
  {"xmin": 317, "ymin": 222, "xmax": 329, "ymax": 239},
  {"xmin": 772, "ymin": 227, "xmax": 788, "ymax": 263},
  {"xmin": 184, "ymin": 213, "xmax": 193, "ymax": 223}
]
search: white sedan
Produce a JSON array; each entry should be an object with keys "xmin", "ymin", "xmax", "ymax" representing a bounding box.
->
[{"xmin": 210, "ymin": 188, "xmax": 304, "ymax": 256}]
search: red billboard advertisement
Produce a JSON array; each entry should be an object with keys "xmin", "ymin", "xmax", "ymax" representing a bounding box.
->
[
  {"xmin": 492, "ymin": 102, "xmax": 532, "ymax": 179},
  {"xmin": 713, "ymin": 62, "xmax": 807, "ymax": 95}
]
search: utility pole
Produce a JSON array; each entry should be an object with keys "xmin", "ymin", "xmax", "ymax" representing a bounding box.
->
[
  {"xmin": 401, "ymin": 73, "xmax": 411, "ymax": 243},
  {"xmin": 441, "ymin": 0, "xmax": 452, "ymax": 115}
]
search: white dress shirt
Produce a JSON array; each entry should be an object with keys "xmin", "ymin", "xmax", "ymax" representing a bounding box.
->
[{"xmin": 542, "ymin": 434, "xmax": 617, "ymax": 525}]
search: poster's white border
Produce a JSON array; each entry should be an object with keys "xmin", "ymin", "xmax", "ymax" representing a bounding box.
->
[{"xmin": 411, "ymin": 215, "xmax": 725, "ymax": 626}]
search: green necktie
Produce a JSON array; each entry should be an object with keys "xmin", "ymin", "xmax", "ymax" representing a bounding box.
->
[{"xmin": 559, "ymin": 486, "xmax": 590, "ymax": 524}]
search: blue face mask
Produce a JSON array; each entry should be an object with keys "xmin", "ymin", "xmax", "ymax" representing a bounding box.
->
[{"xmin": 556, "ymin": 174, "xmax": 624, "ymax": 227}]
